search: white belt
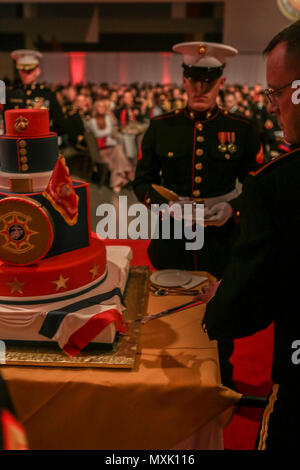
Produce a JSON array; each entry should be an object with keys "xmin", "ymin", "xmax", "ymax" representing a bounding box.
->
[
  {"xmin": 203, "ymin": 188, "xmax": 239, "ymax": 209},
  {"xmin": 179, "ymin": 188, "xmax": 239, "ymax": 209}
]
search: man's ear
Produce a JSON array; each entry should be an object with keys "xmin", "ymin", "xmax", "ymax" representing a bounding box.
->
[
  {"xmin": 35, "ymin": 67, "xmax": 41, "ymax": 80},
  {"xmin": 182, "ymin": 77, "xmax": 189, "ymax": 91},
  {"xmin": 219, "ymin": 76, "xmax": 226, "ymax": 89}
]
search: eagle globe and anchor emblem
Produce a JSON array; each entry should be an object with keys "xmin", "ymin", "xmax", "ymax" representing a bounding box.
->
[
  {"xmin": 277, "ymin": 0, "xmax": 300, "ymax": 20},
  {"xmin": 0, "ymin": 197, "xmax": 54, "ymax": 265},
  {"xmin": 0, "ymin": 211, "xmax": 37, "ymax": 255}
]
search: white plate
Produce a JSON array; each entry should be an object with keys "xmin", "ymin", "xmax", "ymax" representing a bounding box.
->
[{"xmin": 150, "ymin": 270, "xmax": 192, "ymax": 287}]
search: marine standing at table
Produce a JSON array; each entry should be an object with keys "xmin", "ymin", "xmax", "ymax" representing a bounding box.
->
[
  {"xmin": 133, "ymin": 42, "xmax": 264, "ymax": 388},
  {"xmin": 133, "ymin": 42, "xmax": 263, "ymax": 279},
  {"xmin": 203, "ymin": 21, "xmax": 300, "ymax": 449}
]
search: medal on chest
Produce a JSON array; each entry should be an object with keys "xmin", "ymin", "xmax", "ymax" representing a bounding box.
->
[
  {"xmin": 227, "ymin": 132, "xmax": 237, "ymax": 153},
  {"xmin": 217, "ymin": 132, "xmax": 227, "ymax": 152}
]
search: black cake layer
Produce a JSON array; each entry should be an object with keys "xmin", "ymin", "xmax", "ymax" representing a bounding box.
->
[{"xmin": 0, "ymin": 180, "xmax": 90, "ymax": 258}]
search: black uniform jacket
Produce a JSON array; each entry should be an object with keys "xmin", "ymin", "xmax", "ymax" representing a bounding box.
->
[
  {"xmin": 134, "ymin": 106, "xmax": 261, "ymax": 206},
  {"xmin": 203, "ymin": 146, "xmax": 300, "ymax": 385},
  {"xmin": 133, "ymin": 106, "xmax": 262, "ymax": 276}
]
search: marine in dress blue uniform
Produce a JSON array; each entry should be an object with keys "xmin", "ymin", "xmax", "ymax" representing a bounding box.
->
[
  {"xmin": 133, "ymin": 42, "xmax": 264, "ymax": 389},
  {"xmin": 134, "ymin": 42, "xmax": 263, "ymax": 279}
]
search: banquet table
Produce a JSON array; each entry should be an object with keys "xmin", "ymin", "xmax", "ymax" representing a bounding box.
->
[{"xmin": 0, "ymin": 271, "xmax": 241, "ymax": 450}]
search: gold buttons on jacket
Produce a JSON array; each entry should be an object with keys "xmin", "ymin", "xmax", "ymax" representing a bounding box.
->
[
  {"xmin": 146, "ymin": 198, "xmax": 151, "ymax": 204},
  {"xmin": 20, "ymin": 157, "xmax": 28, "ymax": 163},
  {"xmin": 21, "ymin": 164, "xmax": 29, "ymax": 171},
  {"xmin": 195, "ymin": 163, "xmax": 203, "ymax": 170},
  {"xmin": 194, "ymin": 176, "xmax": 202, "ymax": 184},
  {"xmin": 193, "ymin": 190, "xmax": 200, "ymax": 197},
  {"xmin": 168, "ymin": 152, "xmax": 174, "ymax": 158},
  {"xmin": 189, "ymin": 112, "xmax": 194, "ymax": 119},
  {"xmin": 19, "ymin": 148, "xmax": 27, "ymax": 156},
  {"xmin": 19, "ymin": 140, "xmax": 27, "ymax": 148},
  {"xmin": 225, "ymin": 154, "xmax": 231, "ymax": 160},
  {"xmin": 196, "ymin": 123, "xmax": 203, "ymax": 131},
  {"xmin": 196, "ymin": 149, "xmax": 204, "ymax": 157},
  {"xmin": 197, "ymin": 136, "xmax": 205, "ymax": 143}
]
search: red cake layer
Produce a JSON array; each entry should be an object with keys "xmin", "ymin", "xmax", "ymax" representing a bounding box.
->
[
  {"xmin": 0, "ymin": 232, "xmax": 107, "ymax": 301},
  {"xmin": 4, "ymin": 109, "xmax": 53, "ymax": 137}
]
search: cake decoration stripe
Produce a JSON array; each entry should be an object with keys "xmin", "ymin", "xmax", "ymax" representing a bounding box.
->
[
  {"xmin": 39, "ymin": 287, "xmax": 124, "ymax": 339},
  {"xmin": 61, "ymin": 308, "xmax": 128, "ymax": 357},
  {"xmin": 0, "ymin": 268, "xmax": 108, "ymax": 305}
]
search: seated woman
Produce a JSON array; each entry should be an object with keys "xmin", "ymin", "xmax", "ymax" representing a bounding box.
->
[{"xmin": 87, "ymin": 100, "xmax": 134, "ymax": 193}]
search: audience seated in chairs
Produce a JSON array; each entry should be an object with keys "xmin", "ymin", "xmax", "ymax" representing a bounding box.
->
[{"xmin": 86, "ymin": 99, "xmax": 134, "ymax": 193}]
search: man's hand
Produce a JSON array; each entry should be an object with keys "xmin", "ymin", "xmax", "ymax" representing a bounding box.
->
[
  {"xmin": 200, "ymin": 280, "xmax": 221, "ymax": 303},
  {"xmin": 204, "ymin": 202, "xmax": 233, "ymax": 227},
  {"xmin": 168, "ymin": 199, "xmax": 204, "ymax": 224}
]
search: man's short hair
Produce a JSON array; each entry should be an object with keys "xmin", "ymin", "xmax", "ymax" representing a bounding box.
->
[{"xmin": 264, "ymin": 20, "xmax": 300, "ymax": 60}]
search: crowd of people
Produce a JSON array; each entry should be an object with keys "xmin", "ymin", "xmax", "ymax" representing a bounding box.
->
[
  {"xmin": 0, "ymin": 78, "xmax": 287, "ymax": 194},
  {"xmin": 53, "ymin": 80, "xmax": 288, "ymax": 171}
]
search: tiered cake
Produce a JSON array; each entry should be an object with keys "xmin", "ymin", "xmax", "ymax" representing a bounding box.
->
[{"xmin": 0, "ymin": 109, "xmax": 130, "ymax": 356}]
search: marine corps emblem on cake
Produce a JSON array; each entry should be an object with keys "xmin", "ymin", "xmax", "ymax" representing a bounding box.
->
[
  {"xmin": 277, "ymin": 0, "xmax": 300, "ymax": 20},
  {"xmin": 0, "ymin": 212, "xmax": 37, "ymax": 254},
  {"xmin": 14, "ymin": 116, "xmax": 29, "ymax": 133},
  {"xmin": 0, "ymin": 197, "xmax": 54, "ymax": 265}
]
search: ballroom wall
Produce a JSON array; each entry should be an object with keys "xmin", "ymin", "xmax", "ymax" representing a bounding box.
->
[{"xmin": 0, "ymin": 0, "xmax": 294, "ymax": 86}]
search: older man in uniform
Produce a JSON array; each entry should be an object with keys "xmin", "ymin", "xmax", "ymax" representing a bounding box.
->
[
  {"xmin": 134, "ymin": 42, "xmax": 263, "ymax": 277},
  {"xmin": 203, "ymin": 21, "xmax": 300, "ymax": 449},
  {"xmin": 133, "ymin": 42, "xmax": 264, "ymax": 388}
]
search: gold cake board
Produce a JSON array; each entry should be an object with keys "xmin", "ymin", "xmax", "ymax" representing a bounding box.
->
[{"xmin": 2, "ymin": 266, "xmax": 149, "ymax": 369}]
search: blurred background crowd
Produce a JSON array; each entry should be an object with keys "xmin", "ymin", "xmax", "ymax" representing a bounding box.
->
[{"xmin": 0, "ymin": 77, "xmax": 287, "ymax": 193}]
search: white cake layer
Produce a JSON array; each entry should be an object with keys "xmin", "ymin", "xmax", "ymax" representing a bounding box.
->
[
  {"xmin": 0, "ymin": 245, "xmax": 132, "ymax": 345},
  {"xmin": 0, "ymin": 170, "xmax": 52, "ymax": 192}
]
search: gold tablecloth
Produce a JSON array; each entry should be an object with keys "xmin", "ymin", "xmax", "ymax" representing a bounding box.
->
[{"xmin": 1, "ymin": 272, "xmax": 241, "ymax": 450}]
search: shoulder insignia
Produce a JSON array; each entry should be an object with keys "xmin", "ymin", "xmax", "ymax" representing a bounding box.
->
[
  {"xmin": 152, "ymin": 109, "xmax": 181, "ymax": 121},
  {"xmin": 250, "ymin": 147, "xmax": 300, "ymax": 176},
  {"xmin": 220, "ymin": 108, "xmax": 251, "ymax": 125}
]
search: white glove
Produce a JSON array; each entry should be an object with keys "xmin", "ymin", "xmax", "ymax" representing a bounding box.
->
[
  {"xmin": 204, "ymin": 202, "xmax": 233, "ymax": 227},
  {"xmin": 168, "ymin": 200, "xmax": 186, "ymax": 221},
  {"xmin": 168, "ymin": 199, "xmax": 204, "ymax": 224}
]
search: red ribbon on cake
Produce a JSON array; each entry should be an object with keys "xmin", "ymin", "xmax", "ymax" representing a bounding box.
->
[
  {"xmin": 43, "ymin": 155, "xmax": 79, "ymax": 226},
  {"xmin": 62, "ymin": 308, "xmax": 128, "ymax": 357}
]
